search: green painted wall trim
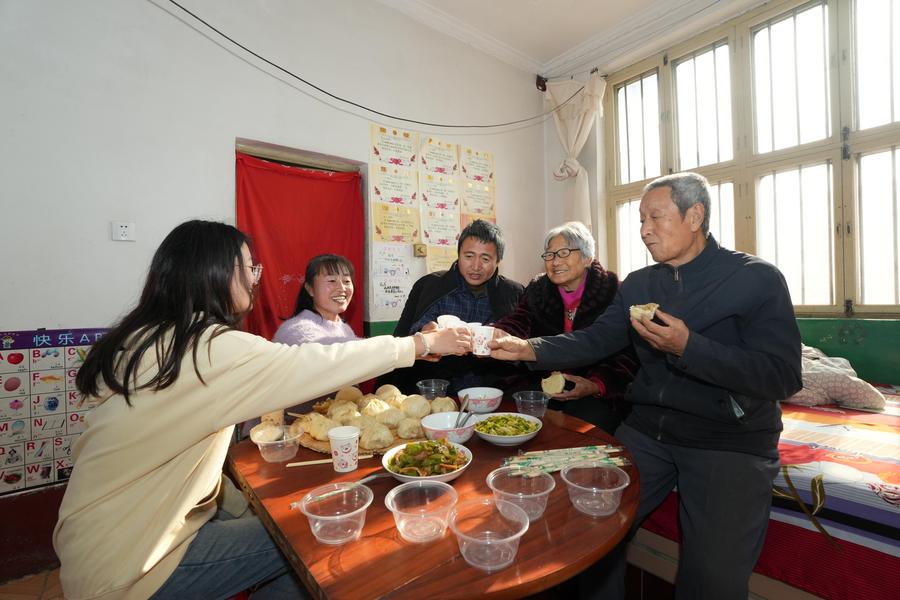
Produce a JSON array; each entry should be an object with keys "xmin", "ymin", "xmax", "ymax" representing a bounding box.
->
[
  {"xmin": 797, "ymin": 318, "xmax": 900, "ymax": 384},
  {"xmin": 364, "ymin": 321, "xmax": 397, "ymax": 337},
  {"xmin": 365, "ymin": 318, "xmax": 898, "ymax": 383}
]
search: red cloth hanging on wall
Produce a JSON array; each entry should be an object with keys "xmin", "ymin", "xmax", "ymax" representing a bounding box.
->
[{"xmin": 235, "ymin": 152, "xmax": 364, "ymax": 341}]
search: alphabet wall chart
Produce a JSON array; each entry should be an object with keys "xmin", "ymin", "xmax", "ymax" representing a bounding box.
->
[{"xmin": 0, "ymin": 328, "xmax": 105, "ymax": 496}]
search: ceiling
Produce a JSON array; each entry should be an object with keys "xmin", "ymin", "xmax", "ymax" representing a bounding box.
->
[{"xmin": 378, "ymin": 0, "xmax": 767, "ymax": 79}]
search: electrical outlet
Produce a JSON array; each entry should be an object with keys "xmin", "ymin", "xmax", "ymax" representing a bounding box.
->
[{"xmin": 111, "ymin": 221, "xmax": 136, "ymax": 242}]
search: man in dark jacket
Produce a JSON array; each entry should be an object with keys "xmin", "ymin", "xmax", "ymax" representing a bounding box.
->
[
  {"xmin": 491, "ymin": 172, "xmax": 802, "ymax": 599},
  {"xmin": 384, "ymin": 219, "xmax": 524, "ymax": 395}
]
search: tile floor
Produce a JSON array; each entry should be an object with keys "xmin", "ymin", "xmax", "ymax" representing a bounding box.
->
[{"xmin": 0, "ymin": 569, "xmax": 62, "ymax": 600}]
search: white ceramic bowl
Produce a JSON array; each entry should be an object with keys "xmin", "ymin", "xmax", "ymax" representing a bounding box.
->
[
  {"xmin": 382, "ymin": 440, "xmax": 473, "ymax": 483},
  {"xmin": 250, "ymin": 425, "xmax": 301, "ymax": 463},
  {"xmin": 560, "ymin": 462, "xmax": 630, "ymax": 518},
  {"xmin": 420, "ymin": 411, "xmax": 475, "ymax": 444},
  {"xmin": 457, "ymin": 387, "xmax": 503, "ymax": 414},
  {"xmin": 473, "ymin": 412, "xmax": 542, "ymax": 447}
]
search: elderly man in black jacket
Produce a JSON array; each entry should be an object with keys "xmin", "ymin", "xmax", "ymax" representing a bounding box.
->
[
  {"xmin": 383, "ymin": 219, "xmax": 523, "ymax": 395},
  {"xmin": 491, "ymin": 172, "xmax": 802, "ymax": 599}
]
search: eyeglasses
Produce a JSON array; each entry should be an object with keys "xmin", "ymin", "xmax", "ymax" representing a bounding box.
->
[
  {"xmin": 249, "ymin": 264, "xmax": 263, "ymax": 284},
  {"xmin": 541, "ymin": 248, "xmax": 581, "ymax": 261}
]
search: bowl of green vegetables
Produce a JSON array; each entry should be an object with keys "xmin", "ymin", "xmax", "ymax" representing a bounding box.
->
[{"xmin": 473, "ymin": 413, "xmax": 542, "ymax": 447}]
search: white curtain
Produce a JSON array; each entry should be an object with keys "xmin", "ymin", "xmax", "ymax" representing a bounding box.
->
[{"xmin": 544, "ymin": 72, "xmax": 606, "ymax": 228}]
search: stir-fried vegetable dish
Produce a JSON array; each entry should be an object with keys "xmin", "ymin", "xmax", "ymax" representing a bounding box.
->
[
  {"xmin": 475, "ymin": 415, "xmax": 539, "ymax": 436},
  {"xmin": 387, "ymin": 439, "xmax": 469, "ymax": 477}
]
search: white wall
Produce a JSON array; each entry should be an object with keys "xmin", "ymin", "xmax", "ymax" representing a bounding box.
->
[{"xmin": 0, "ymin": 0, "xmax": 547, "ymax": 330}]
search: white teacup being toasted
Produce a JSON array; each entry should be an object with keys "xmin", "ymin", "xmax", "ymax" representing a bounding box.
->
[{"xmin": 436, "ymin": 314, "xmax": 465, "ymax": 328}]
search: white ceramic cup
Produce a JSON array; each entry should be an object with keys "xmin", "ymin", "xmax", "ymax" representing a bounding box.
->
[
  {"xmin": 328, "ymin": 426, "xmax": 361, "ymax": 473},
  {"xmin": 472, "ymin": 325, "xmax": 495, "ymax": 356}
]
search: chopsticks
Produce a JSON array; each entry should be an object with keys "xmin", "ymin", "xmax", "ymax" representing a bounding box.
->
[
  {"xmin": 287, "ymin": 455, "xmax": 374, "ymax": 468},
  {"xmin": 503, "ymin": 445, "xmax": 629, "ymax": 473}
]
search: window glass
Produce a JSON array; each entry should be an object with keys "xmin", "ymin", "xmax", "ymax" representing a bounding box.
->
[
  {"xmin": 752, "ymin": 3, "xmax": 830, "ymax": 152},
  {"xmin": 856, "ymin": 0, "xmax": 900, "ymax": 129},
  {"xmin": 757, "ymin": 163, "xmax": 834, "ymax": 305},
  {"xmin": 616, "ymin": 73, "xmax": 661, "ymax": 183},
  {"xmin": 675, "ymin": 43, "xmax": 733, "ymax": 169},
  {"xmin": 858, "ymin": 148, "xmax": 900, "ymax": 303},
  {"xmin": 616, "ymin": 197, "xmax": 653, "ymax": 275}
]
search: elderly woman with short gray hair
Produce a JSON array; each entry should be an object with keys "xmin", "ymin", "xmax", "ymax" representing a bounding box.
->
[{"xmin": 493, "ymin": 222, "xmax": 637, "ymax": 433}]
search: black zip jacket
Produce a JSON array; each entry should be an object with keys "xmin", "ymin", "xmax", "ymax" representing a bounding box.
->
[{"xmin": 530, "ymin": 237, "xmax": 802, "ymax": 457}]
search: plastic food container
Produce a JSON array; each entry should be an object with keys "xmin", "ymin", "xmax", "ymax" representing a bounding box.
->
[
  {"xmin": 512, "ymin": 391, "xmax": 550, "ymax": 419},
  {"xmin": 298, "ymin": 482, "xmax": 374, "ymax": 545},
  {"xmin": 250, "ymin": 425, "xmax": 301, "ymax": 463},
  {"xmin": 385, "ymin": 480, "xmax": 458, "ymax": 543},
  {"xmin": 420, "ymin": 411, "xmax": 475, "ymax": 444},
  {"xmin": 560, "ymin": 462, "xmax": 630, "ymax": 518},
  {"xmin": 417, "ymin": 378, "xmax": 450, "ymax": 400},
  {"xmin": 449, "ymin": 498, "xmax": 529, "ymax": 573},
  {"xmin": 486, "ymin": 466, "xmax": 556, "ymax": 522}
]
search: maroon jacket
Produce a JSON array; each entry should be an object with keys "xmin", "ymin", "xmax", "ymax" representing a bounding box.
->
[{"xmin": 493, "ymin": 260, "xmax": 637, "ymax": 399}]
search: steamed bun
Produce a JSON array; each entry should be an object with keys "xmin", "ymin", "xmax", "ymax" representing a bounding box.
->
[
  {"xmin": 360, "ymin": 423, "xmax": 393, "ymax": 450},
  {"xmin": 376, "ymin": 384, "xmax": 402, "ymax": 402},
  {"xmin": 430, "ymin": 396, "xmax": 457, "ymax": 413},
  {"xmin": 402, "ymin": 394, "xmax": 431, "ymax": 419},
  {"xmin": 349, "ymin": 414, "xmax": 379, "ymax": 431},
  {"xmin": 335, "ymin": 386, "xmax": 363, "ymax": 403},
  {"xmin": 327, "ymin": 401, "xmax": 358, "ymax": 421},
  {"xmin": 397, "ymin": 417, "xmax": 424, "ymax": 439},
  {"xmin": 376, "ymin": 407, "xmax": 404, "ymax": 428},
  {"xmin": 303, "ymin": 412, "xmax": 338, "ymax": 441},
  {"xmin": 356, "ymin": 393, "xmax": 381, "ymax": 411},
  {"xmin": 361, "ymin": 397, "xmax": 391, "ymax": 417}
]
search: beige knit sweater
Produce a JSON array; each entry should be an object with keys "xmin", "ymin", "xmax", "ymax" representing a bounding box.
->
[{"xmin": 53, "ymin": 328, "xmax": 414, "ymax": 599}]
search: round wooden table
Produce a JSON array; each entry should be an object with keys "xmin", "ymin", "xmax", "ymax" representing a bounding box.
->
[{"xmin": 227, "ymin": 406, "xmax": 638, "ymax": 599}]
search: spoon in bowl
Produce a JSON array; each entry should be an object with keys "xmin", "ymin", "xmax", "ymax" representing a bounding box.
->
[{"xmin": 454, "ymin": 394, "xmax": 470, "ymax": 428}]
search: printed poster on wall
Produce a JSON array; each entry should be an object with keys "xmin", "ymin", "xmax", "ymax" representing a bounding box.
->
[
  {"xmin": 370, "ymin": 124, "xmax": 419, "ymax": 168},
  {"xmin": 0, "ymin": 328, "xmax": 105, "ymax": 496},
  {"xmin": 420, "ymin": 173, "xmax": 461, "ymax": 248},
  {"xmin": 425, "ymin": 246, "xmax": 458, "ymax": 273},
  {"xmin": 372, "ymin": 203, "xmax": 420, "ymax": 244},
  {"xmin": 461, "ymin": 147, "xmax": 494, "ymax": 183},
  {"xmin": 419, "ymin": 137, "xmax": 459, "ymax": 175},
  {"xmin": 462, "ymin": 180, "xmax": 495, "ymax": 218},
  {"xmin": 369, "ymin": 165, "xmax": 418, "ymax": 207}
]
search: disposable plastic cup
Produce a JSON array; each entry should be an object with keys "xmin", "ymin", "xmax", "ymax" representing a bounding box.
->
[
  {"xmin": 299, "ymin": 482, "xmax": 373, "ymax": 545},
  {"xmin": 471, "ymin": 325, "xmax": 495, "ymax": 356},
  {"xmin": 327, "ymin": 426, "xmax": 360, "ymax": 473},
  {"xmin": 251, "ymin": 425, "xmax": 300, "ymax": 463},
  {"xmin": 449, "ymin": 498, "xmax": 529, "ymax": 572},
  {"xmin": 561, "ymin": 462, "xmax": 630, "ymax": 518},
  {"xmin": 416, "ymin": 378, "xmax": 449, "ymax": 400},
  {"xmin": 513, "ymin": 391, "xmax": 550, "ymax": 419},
  {"xmin": 486, "ymin": 467, "xmax": 556, "ymax": 522},
  {"xmin": 385, "ymin": 480, "xmax": 458, "ymax": 543},
  {"xmin": 437, "ymin": 314, "xmax": 465, "ymax": 328}
]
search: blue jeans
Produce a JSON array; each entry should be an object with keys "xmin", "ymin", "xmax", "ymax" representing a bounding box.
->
[{"xmin": 150, "ymin": 507, "xmax": 306, "ymax": 600}]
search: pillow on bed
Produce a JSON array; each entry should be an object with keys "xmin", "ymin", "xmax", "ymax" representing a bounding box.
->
[{"xmin": 786, "ymin": 345, "xmax": 886, "ymax": 410}]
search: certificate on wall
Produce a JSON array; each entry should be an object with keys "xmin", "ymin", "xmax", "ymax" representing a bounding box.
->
[
  {"xmin": 462, "ymin": 181, "xmax": 496, "ymax": 217},
  {"xmin": 421, "ymin": 207, "xmax": 460, "ymax": 247},
  {"xmin": 461, "ymin": 147, "xmax": 494, "ymax": 183},
  {"xmin": 372, "ymin": 203, "xmax": 420, "ymax": 243},
  {"xmin": 371, "ymin": 124, "xmax": 419, "ymax": 168},
  {"xmin": 419, "ymin": 137, "xmax": 458, "ymax": 175},
  {"xmin": 425, "ymin": 246, "xmax": 458, "ymax": 273},
  {"xmin": 372, "ymin": 276, "xmax": 412, "ymax": 314},
  {"xmin": 370, "ymin": 165, "xmax": 418, "ymax": 207}
]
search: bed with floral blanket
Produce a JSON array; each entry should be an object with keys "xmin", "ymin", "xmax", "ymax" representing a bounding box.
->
[{"xmin": 635, "ymin": 384, "xmax": 900, "ymax": 599}]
